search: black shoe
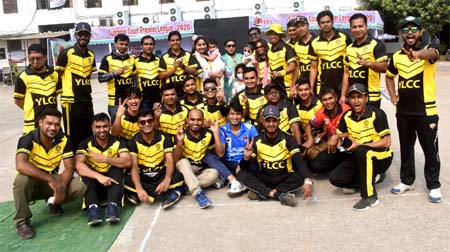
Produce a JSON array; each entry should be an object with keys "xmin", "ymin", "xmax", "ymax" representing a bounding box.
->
[
  {"xmin": 87, "ymin": 204, "xmax": 102, "ymax": 226},
  {"xmin": 375, "ymin": 173, "xmax": 386, "ymax": 184},
  {"xmin": 162, "ymin": 190, "xmax": 181, "ymax": 210},
  {"xmin": 126, "ymin": 192, "xmax": 139, "ymax": 205},
  {"xmin": 49, "ymin": 204, "xmax": 63, "ymax": 217},
  {"xmin": 16, "ymin": 222, "xmax": 35, "ymax": 239},
  {"xmin": 106, "ymin": 202, "xmax": 120, "ymax": 223},
  {"xmin": 352, "ymin": 196, "xmax": 379, "ymax": 211},
  {"xmin": 279, "ymin": 192, "xmax": 297, "ymax": 207}
]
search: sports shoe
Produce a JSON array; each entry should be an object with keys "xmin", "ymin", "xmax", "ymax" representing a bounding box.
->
[
  {"xmin": 105, "ymin": 202, "xmax": 120, "ymax": 223},
  {"xmin": 213, "ymin": 179, "xmax": 224, "ymax": 189},
  {"xmin": 391, "ymin": 183, "xmax": 415, "ymax": 194},
  {"xmin": 125, "ymin": 191, "xmax": 139, "ymax": 205},
  {"xmin": 227, "ymin": 180, "xmax": 247, "ymax": 197},
  {"xmin": 343, "ymin": 188, "xmax": 357, "ymax": 194},
  {"xmin": 16, "ymin": 222, "xmax": 35, "ymax": 239},
  {"xmin": 375, "ymin": 173, "xmax": 386, "ymax": 184},
  {"xmin": 162, "ymin": 190, "xmax": 182, "ymax": 210},
  {"xmin": 194, "ymin": 190, "xmax": 211, "ymax": 209},
  {"xmin": 279, "ymin": 192, "xmax": 297, "ymax": 207},
  {"xmin": 49, "ymin": 204, "xmax": 63, "ymax": 216},
  {"xmin": 87, "ymin": 204, "xmax": 102, "ymax": 226},
  {"xmin": 247, "ymin": 190, "xmax": 261, "ymax": 201},
  {"xmin": 352, "ymin": 196, "xmax": 379, "ymax": 211},
  {"xmin": 429, "ymin": 188, "xmax": 442, "ymax": 203}
]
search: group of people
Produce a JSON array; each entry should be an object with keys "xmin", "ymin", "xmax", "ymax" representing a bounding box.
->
[{"xmin": 12, "ymin": 11, "xmax": 441, "ymax": 240}]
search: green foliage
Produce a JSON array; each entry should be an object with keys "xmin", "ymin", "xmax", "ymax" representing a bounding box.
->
[{"xmin": 359, "ymin": 0, "xmax": 450, "ymax": 35}]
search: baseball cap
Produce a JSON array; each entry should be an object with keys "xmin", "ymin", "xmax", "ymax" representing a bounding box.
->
[
  {"xmin": 264, "ymin": 83, "xmax": 282, "ymax": 94},
  {"xmin": 265, "ymin": 24, "xmax": 285, "ymax": 37},
  {"xmin": 347, "ymin": 83, "xmax": 368, "ymax": 96},
  {"xmin": 75, "ymin": 22, "xmax": 91, "ymax": 34},
  {"xmin": 287, "ymin": 19, "xmax": 297, "ymax": 28},
  {"xmin": 263, "ymin": 105, "xmax": 280, "ymax": 120},
  {"xmin": 295, "ymin": 16, "xmax": 308, "ymax": 25},
  {"xmin": 400, "ymin": 16, "xmax": 421, "ymax": 28}
]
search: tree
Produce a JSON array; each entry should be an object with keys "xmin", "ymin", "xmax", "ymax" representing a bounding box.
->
[{"xmin": 358, "ymin": 0, "xmax": 450, "ymax": 36}]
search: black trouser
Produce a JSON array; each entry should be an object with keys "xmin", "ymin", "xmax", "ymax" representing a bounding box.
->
[
  {"xmin": 308, "ymin": 150, "xmax": 345, "ymax": 174},
  {"xmin": 397, "ymin": 114, "xmax": 440, "ymax": 190},
  {"xmin": 329, "ymin": 145, "xmax": 392, "ymax": 198},
  {"xmin": 123, "ymin": 169, "xmax": 184, "ymax": 202},
  {"xmin": 82, "ymin": 167, "xmax": 124, "ymax": 208},
  {"xmin": 368, "ymin": 100, "xmax": 381, "ymax": 109},
  {"xmin": 237, "ymin": 170, "xmax": 304, "ymax": 199},
  {"xmin": 62, "ymin": 101, "xmax": 94, "ymax": 149}
]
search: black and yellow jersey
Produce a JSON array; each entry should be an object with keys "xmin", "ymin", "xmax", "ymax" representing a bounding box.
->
[
  {"xmin": 159, "ymin": 103, "xmax": 189, "ymax": 136},
  {"xmin": 309, "ymin": 28, "xmax": 352, "ymax": 93},
  {"xmin": 180, "ymin": 128, "xmax": 214, "ymax": 165},
  {"xmin": 118, "ymin": 110, "xmax": 139, "ymax": 141},
  {"xmin": 386, "ymin": 43, "xmax": 439, "ymax": 116},
  {"xmin": 294, "ymin": 95, "xmax": 322, "ymax": 131},
  {"xmin": 135, "ymin": 53, "xmax": 161, "ymax": 105},
  {"xmin": 250, "ymin": 130, "xmax": 300, "ymax": 176},
  {"xmin": 159, "ymin": 48, "xmax": 202, "ymax": 94},
  {"xmin": 294, "ymin": 33, "xmax": 316, "ymax": 82},
  {"xmin": 267, "ymin": 41, "xmax": 296, "ymax": 93},
  {"xmin": 337, "ymin": 105, "xmax": 392, "ymax": 150},
  {"xmin": 16, "ymin": 128, "xmax": 73, "ymax": 174},
  {"xmin": 14, "ymin": 66, "xmax": 61, "ymax": 134},
  {"xmin": 56, "ymin": 45, "xmax": 97, "ymax": 104},
  {"xmin": 257, "ymin": 99, "xmax": 300, "ymax": 134},
  {"xmin": 344, "ymin": 36, "xmax": 388, "ymax": 102},
  {"xmin": 99, "ymin": 53, "xmax": 135, "ymax": 106},
  {"xmin": 230, "ymin": 86, "xmax": 266, "ymax": 125},
  {"xmin": 202, "ymin": 102, "xmax": 227, "ymax": 127},
  {"xmin": 179, "ymin": 92, "xmax": 206, "ymax": 110},
  {"xmin": 76, "ymin": 135, "xmax": 129, "ymax": 173},
  {"xmin": 128, "ymin": 130, "xmax": 173, "ymax": 174}
]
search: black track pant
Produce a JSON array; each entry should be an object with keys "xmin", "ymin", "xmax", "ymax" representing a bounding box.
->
[
  {"xmin": 82, "ymin": 167, "xmax": 123, "ymax": 208},
  {"xmin": 62, "ymin": 102, "xmax": 94, "ymax": 149}
]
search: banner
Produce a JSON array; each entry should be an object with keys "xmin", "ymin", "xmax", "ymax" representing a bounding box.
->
[
  {"xmin": 249, "ymin": 11, "xmax": 384, "ymax": 31},
  {"xmin": 71, "ymin": 20, "xmax": 194, "ymax": 44}
]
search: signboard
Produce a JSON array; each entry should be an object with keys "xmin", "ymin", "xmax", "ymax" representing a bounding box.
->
[{"xmin": 249, "ymin": 11, "xmax": 384, "ymax": 31}]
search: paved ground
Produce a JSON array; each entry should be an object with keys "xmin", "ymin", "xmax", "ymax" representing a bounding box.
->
[{"xmin": 0, "ymin": 61, "xmax": 449, "ymax": 252}]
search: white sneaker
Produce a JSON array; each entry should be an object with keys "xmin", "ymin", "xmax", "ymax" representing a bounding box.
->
[
  {"xmin": 391, "ymin": 183, "xmax": 415, "ymax": 194},
  {"xmin": 343, "ymin": 188, "xmax": 357, "ymax": 194},
  {"xmin": 429, "ymin": 188, "xmax": 442, "ymax": 203},
  {"xmin": 227, "ymin": 180, "xmax": 247, "ymax": 197}
]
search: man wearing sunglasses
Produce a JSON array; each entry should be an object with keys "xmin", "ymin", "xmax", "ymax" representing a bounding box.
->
[
  {"xmin": 247, "ymin": 27, "xmax": 262, "ymax": 49},
  {"xmin": 386, "ymin": 16, "xmax": 442, "ymax": 203},
  {"xmin": 56, "ymin": 22, "xmax": 96, "ymax": 149}
]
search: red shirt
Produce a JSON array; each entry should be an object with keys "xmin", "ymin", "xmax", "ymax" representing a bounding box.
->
[{"xmin": 309, "ymin": 103, "xmax": 351, "ymax": 137}]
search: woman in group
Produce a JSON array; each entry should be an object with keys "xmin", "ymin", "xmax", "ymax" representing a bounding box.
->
[
  {"xmin": 254, "ymin": 39, "xmax": 271, "ymax": 87},
  {"xmin": 191, "ymin": 35, "xmax": 223, "ymax": 92}
]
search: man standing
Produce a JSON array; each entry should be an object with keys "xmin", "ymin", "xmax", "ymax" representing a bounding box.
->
[
  {"xmin": 124, "ymin": 109, "xmax": 184, "ymax": 209},
  {"xmin": 159, "ymin": 30, "xmax": 201, "ymax": 96},
  {"xmin": 342, "ymin": 13, "xmax": 388, "ymax": 107},
  {"xmin": 265, "ymin": 24, "xmax": 297, "ymax": 98},
  {"xmin": 75, "ymin": 113, "xmax": 132, "ymax": 225},
  {"xmin": 135, "ymin": 35, "xmax": 161, "ymax": 110},
  {"xmin": 56, "ymin": 22, "xmax": 97, "ymax": 149},
  {"xmin": 309, "ymin": 10, "xmax": 352, "ymax": 97},
  {"xmin": 247, "ymin": 27, "xmax": 262, "ymax": 49},
  {"xmin": 14, "ymin": 44, "xmax": 60, "ymax": 134},
  {"xmin": 329, "ymin": 84, "xmax": 392, "ymax": 211},
  {"xmin": 237, "ymin": 105, "xmax": 313, "ymax": 206},
  {"xmin": 286, "ymin": 19, "xmax": 300, "ymax": 48},
  {"xmin": 98, "ymin": 33, "xmax": 135, "ymax": 121},
  {"xmin": 293, "ymin": 16, "xmax": 317, "ymax": 92},
  {"xmin": 386, "ymin": 16, "xmax": 442, "ymax": 203},
  {"xmin": 13, "ymin": 108, "xmax": 85, "ymax": 239}
]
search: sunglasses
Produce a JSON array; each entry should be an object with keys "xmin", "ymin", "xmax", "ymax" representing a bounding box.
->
[
  {"xmin": 226, "ymin": 44, "xmax": 236, "ymax": 48},
  {"xmin": 204, "ymin": 86, "xmax": 217, "ymax": 91},
  {"xmin": 249, "ymin": 32, "xmax": 259, "ymax": 37},
  {"xmin": 400, "ymin": 27, "xmax": 420, "ymax": 34},
  {"xmin": 138, "ymin": 119, "xmax": 153, "ymax": 126},
  {"xmin": 29, "ymin": 56, "xmax": 44, "ymax": 62},
  {"xmin": 256, "ymin": 45, "xmax": 265, "ymax": 49}
]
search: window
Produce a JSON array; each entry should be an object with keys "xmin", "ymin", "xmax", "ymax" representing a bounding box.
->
[
  {"xmin": 84, "ymin": 0, "xmax": 101, "ymax": 8},
  {"xmin": 3, "ymin": 0, "xmax": 18, "ymax": 14},
  {"xmin": 36, "ymin": 0, "xmax": 72, "ymax": 9},
  {"xmin": 159, "ymin": 0, "xmax": 174, "ymax": 3},
  {"xmin": 123, "ymin": 0, "xmax": 138, "ymax": 5}
]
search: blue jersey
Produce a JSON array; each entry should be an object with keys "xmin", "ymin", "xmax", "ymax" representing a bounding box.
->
[{"xmin": 219, "ymin": 122, "xmax": 258, "ymax": 164}]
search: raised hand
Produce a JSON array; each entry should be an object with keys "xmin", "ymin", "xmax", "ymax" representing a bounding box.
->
[
  {"xmin": 176, "ymin": 124, "xmax": 185, "ymax": 144},
  {"xmin": 243, "ymin": 138, "xmax": 254, "ymax": 160}
]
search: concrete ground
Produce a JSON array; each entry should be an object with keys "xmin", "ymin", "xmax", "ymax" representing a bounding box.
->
[{"xmin": 0, "ymin": 61, "xmax": 449, "ymax": 252}]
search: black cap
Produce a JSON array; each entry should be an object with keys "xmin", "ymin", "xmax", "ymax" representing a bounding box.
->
[
  {"xmin": 264, "ymin": 83, "xmax": 282, "ymax": 94},
  {"xmin": 263, "ymin": 105, "xmax": 280, "ymax": 119},
  {"xmin": 75, "ymin": 22, "xmax": 91, "ymax": 34},
  {"xmin": 347, "ymin": 83, "xmax": 368, "ymax": 96},
  {"xmin": 400, "ymin": 16, "xmax": 421, "ymax": 28},
  {"xmin": 287, "ymin": 19, "xmax": 297, "ymax": 28},
  {"xmin": 295, "ymin": 16, "xmax": 308, "ymax": 25}
]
